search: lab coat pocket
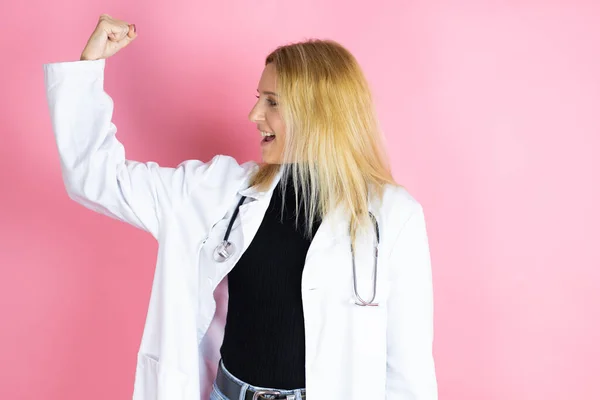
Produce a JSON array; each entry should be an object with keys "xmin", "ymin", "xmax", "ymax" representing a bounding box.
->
[
  {"xmin": 350, "ymin": 279, "xmax": 390, "ymax": 361},
  {"xmin": 133, "ymin": 353, "xmax": 190, "ymax": 400}
]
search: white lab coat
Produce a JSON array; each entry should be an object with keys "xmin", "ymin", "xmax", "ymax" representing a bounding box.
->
[{"xmin": 43, "ymin": 58, "xmax": 438, "ymax": 400}]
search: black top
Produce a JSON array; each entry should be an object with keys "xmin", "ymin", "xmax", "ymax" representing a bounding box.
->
[{"xmin": 220, "ymin": 174, "xmax": 321, "ymax": 389}]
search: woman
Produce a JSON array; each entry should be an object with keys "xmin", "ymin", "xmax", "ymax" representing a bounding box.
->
[{"xmin": 44, "ymin": 14, "xmax": 438, "ymax": 400}]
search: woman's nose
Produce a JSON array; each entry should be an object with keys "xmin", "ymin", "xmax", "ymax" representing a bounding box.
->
[{"xmin": 248, "ymin": 105, "xmax": 264, "ymax": 123}]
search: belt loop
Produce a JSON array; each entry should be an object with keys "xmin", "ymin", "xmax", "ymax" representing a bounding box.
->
[
  {"xmin": 294, "ymin": 389, "xmax": 303, "ymax": 399},
  {"xmin": 238, "ymin": 383, "xmax": 249, "ymax": 400}
]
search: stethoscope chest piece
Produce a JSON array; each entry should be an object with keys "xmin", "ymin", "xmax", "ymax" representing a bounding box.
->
[{"xmin": 213, "ymin": 240, "xmax": 235, "ymax": 262}]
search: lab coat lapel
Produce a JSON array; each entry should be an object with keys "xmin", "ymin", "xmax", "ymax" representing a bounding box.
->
[
  {"xmin": 306, "ymin": 206, "xmax": 348, "ymax": 258},
  {"xmin": 235, "ymin": 168, "xmax": 283, "ymax": 254},
  {"xmin": 306, "ymin": 193, "xmax": 380, "ymax": 262}
]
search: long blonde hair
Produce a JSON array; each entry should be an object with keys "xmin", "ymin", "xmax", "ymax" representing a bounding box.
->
[{"xmin": 249, "ymin": 39, "xmax": 398, "ymax": 244}]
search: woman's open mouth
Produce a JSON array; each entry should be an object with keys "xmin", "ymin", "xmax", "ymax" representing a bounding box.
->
[{"xmin": 261, "ymin": 131, "xmax": 276, "ymax": 144}]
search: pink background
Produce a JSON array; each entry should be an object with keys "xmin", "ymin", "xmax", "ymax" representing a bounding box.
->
[{"xmin": 1, "ymin": 1, "xmax": 598, "ymax": 399}]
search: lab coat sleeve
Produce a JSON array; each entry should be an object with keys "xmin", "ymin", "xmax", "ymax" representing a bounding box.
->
[
  {"xmin": 386, "ymin": 204, "xmax": 438, "ymax": 399},
  {"xmin": 43, "ymin": 59, "xmax": 217, "ymax": 238}
]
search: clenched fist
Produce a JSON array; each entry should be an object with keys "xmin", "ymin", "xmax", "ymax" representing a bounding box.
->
[{"xmin": 80, "ymin": 14, "xmax": 137, "ymax": 61}]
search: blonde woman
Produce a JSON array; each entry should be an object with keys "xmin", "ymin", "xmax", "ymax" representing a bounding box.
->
[{"xmin": 44, "ymin": 14, "xmax": 438, "ymax": 400}]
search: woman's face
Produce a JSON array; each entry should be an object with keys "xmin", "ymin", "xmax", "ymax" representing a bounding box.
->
[{"xmin": 248, "ymin": 63, "xmax": 286, "ymax": 164}]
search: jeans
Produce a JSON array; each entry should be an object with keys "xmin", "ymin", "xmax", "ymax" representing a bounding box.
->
[{"xmin": 210, "ymin": 360, "xmax": 305, "ymax": 400}]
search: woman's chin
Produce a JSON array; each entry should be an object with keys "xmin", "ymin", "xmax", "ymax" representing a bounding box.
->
[{"xmin": 260, "ymin": 151, "xmax": 283, "ymax": 164}]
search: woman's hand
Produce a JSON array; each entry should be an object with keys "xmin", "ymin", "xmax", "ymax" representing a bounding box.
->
[{"xmin": 80, "ymin": 14, "xmax": 137, "ymax": 61}]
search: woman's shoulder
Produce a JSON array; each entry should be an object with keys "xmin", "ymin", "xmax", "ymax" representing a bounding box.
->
[
  {"xmin": 379, "ymin": 183, "xmax": 423, "ymax": 216},
  {"xmin": 211, "ymin": 154, "xmax": 259, "ymax": 178},
  {"xmin": 179, "ymin": 154, "xmax": 258, "ymax": 183},
  {"xmin": 176, "ymin": 155, "xmax": 259, "ymax": 203},
  {"xmin": 375, "ymin": 183, "xmax": 425, "ymax": 237}
]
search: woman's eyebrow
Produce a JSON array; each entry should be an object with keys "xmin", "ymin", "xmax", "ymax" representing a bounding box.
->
[{"xmin": 256, "ymin": 89, "xmax": 279, "ymax": 96}]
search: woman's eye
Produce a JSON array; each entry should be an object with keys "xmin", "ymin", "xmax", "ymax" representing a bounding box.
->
[{"xmin": 255, "ymin": 94, "xmax": 277, "ymax": 107}]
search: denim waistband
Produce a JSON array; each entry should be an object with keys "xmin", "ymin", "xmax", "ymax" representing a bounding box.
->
[{"xmin": 214, "ymin": 359, "xmax": 306, "ymax": 400}]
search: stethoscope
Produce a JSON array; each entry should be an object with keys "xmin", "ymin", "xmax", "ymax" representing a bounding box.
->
[{"xmin": 213, "ymin": 195, "xmax": 380, "ymax": 307}]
